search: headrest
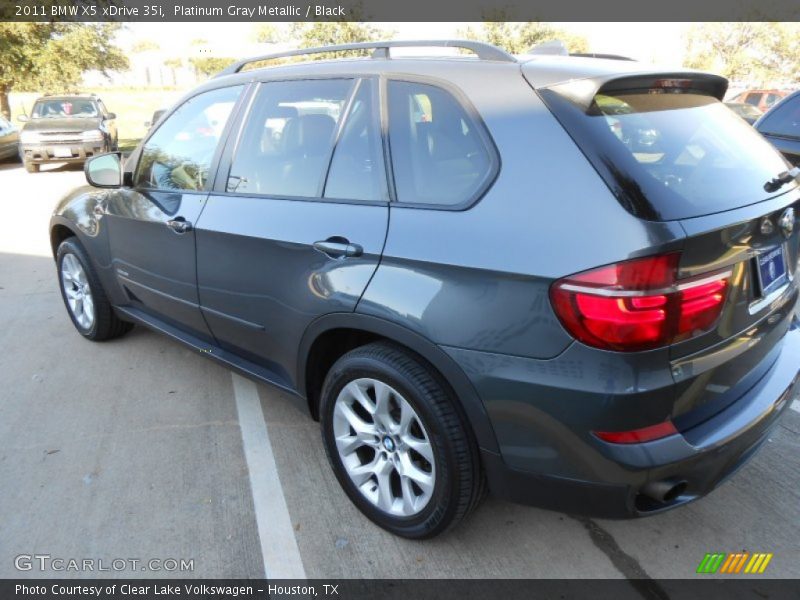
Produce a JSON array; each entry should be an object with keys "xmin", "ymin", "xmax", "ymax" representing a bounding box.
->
[
  {"xmin": 282, "ymin": 114, "xmax": 336, "ymax": 156},
  {"xmin": 272, "ymin": 105, "xmax": 299, "ymax": 119}
]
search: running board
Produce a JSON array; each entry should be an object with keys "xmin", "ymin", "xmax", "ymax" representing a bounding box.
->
[{"xmin": 115, "ymin": 306, "xmax": 306, "ymax": 410}]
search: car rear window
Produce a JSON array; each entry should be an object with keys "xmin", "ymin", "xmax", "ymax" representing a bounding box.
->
[
  {"xmin": 758, "ymin": 94, "xmax": 800, "ymax": 140},
  {"xmin": 540, "ymin": 87, "xmax": 797, "ymax": 220}
]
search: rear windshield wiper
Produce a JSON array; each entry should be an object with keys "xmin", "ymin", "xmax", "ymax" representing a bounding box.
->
[{"xmin": 764, "ymin": 166, "xmax": 800, "ymax": 193}]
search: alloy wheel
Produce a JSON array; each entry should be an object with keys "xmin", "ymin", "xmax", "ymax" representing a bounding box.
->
[
  {"xmin": 61, "ymin": 253, "xmax": 95, "ymax": 330},
  {"xmin": 332, "ymin": 378, "xmax": 436, "ymax": 517}
]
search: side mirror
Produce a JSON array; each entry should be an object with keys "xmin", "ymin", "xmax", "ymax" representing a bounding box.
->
[
  {"xmin": 85, "ymin": 152, "xmax": 122, "ymax": 188},
  {"xmin": 105, "ymin": 112, "xmax": 117, "ymax": 120},
  {"xmin": 17, "ymin": 115, "xmax": 28, "ymax": 122}
]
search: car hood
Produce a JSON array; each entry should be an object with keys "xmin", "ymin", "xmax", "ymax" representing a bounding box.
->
[{"xmin": 22, "ymin": 117, "xmax": 102, "ymax": 133}]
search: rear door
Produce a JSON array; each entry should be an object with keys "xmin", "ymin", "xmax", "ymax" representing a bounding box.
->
[
  {"xmin": 195, "ymin": 77, "xmax": 389, "ymax": 385},
  {"xmin": 105, "ymin": 84, "xmax": 244, "ymax": 340}
]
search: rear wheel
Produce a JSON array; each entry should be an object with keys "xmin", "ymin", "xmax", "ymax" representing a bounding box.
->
[
  {"xmin": 24, "ymin": 161, "xmax": 39, "ymax": 173},
  {"xmin": 56, "ymin": 237, "xmax": 132, "ymax": 341},
  {"xmin": 320, "ymin": 342, "xmax": 484, "ymax": 538}
]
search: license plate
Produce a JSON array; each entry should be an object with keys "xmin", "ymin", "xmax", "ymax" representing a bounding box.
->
[
  {"xmin": 757, "ymin": 245, "xmax": 788, "ymax": 296},
  {"xmin": 52, "ymin": 147, "xmax": 73, "ymax": 158}
]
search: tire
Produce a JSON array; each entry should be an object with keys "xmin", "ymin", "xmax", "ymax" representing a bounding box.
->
[
  {"xmin": 320, "ymin": 342, "xmax": 485, "ymax": 538},
  {"xmin": 56, "ymin": 237, "xmax": 133, "ymax": 341},
  {"xmin": 24, "ymin": 161, "xmax": 39, "ymax": 173}
]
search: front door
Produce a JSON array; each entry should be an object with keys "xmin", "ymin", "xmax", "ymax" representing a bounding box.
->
[
  {"xmin": 105, "ymin": 85, "xmax": 244, "ymax": 340},
  {"xmin": 195, "ymin": 77, "xmax": 389, "ymax": 385}
]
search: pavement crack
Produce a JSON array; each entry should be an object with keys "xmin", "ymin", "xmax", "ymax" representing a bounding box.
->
[{"xmin": 569, "ymin": 515, "xmax": 671, "ymax": 600}]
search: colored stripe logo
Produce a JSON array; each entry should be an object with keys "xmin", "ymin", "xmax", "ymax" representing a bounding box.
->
[{"xmin": 697, "ymin": 552, "xmax": 773, "ymax": 574}]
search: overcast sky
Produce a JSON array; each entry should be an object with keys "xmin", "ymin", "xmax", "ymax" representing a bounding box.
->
[{"xmin": 117, "ymin": 22, "xmax": 693, "ymax": 66}]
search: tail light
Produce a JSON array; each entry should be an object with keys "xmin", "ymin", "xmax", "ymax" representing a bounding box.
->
[{"xmin": 550, "ymin": 253, "xmax": 731, "ymax": 352}]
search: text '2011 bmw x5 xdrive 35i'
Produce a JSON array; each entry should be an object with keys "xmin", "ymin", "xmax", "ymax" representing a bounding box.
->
[{"xmin": 50, "ymin": 41, "xmax": 800, "ymax": 539}]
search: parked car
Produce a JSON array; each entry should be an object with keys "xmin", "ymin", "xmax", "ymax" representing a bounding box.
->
[
  {"xmin": 0, "ymin": 115, "xmax": 20, "ymax": 161},
  {"xmin": 18, "ymin": 94, "xmax": 118, "ymax": 173},
  {"xmin": 724, "ymin": 101, "xmax": 763, "ymax": 125},
  {"xmin": 144, "ymin": 108, "xmax": 167, "ymax": 132},
  {"xmin": 755, "ymin": 89, "xmax": 800, "ymax": 166},
  {"xmin": 50, "ymin": 41, "xmax": 800, "ymax": 539},
  {"xmin": 728, "ymin": 89, "xmax": 788, "ymax": 113}
]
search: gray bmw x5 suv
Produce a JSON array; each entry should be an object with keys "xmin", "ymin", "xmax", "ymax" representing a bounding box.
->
[{"xmin": 50, "ymin": 40, "xmax": 800, "ymax": 539}]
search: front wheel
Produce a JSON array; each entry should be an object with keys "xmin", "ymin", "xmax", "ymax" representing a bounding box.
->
[
  {"xmin": 320, "ymin": 342, "xmax": 485, "ymax": 538},
  {"xmin": 56, "ymin": 237, "xmax": 132, "ymax": 341},
  {"xmin": 24, "ymin": 161, "xmax": 39, "ymax": 173}
]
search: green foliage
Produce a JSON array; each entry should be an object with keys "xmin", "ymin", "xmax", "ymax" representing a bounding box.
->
[
  {"xmin": 288, "ymin": 22, "xmax": 387, "ymax": 60},
  {"xmin": 459, "ymin": 22, "xmax": 589, "ymax": 55},
  {"xmin": 131, "ymin": 39, "xmax": 160, "ymax": 53},
  {"xmin": 189, "ymin": 57, "xmax": 237, "ymax": 78},
  {"xmin": 253, "ymin": 24, "xmax": 284, "ymax": 44},
  {"xmin": 0, "ymin": 22, "xmax": 128, "ymax": 117},
  {"xmin": 683, "ymin": 23, "xmax": 800, "ymax": 84}
]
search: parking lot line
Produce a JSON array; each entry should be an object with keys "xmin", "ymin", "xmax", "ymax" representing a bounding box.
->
[
  {"xmin": 792, "ymin": 401, "xmax": 800, "ymax": 414},
  {"xmin": 232, "ymin": 373, "xmax": 306, "ymax": 579}
]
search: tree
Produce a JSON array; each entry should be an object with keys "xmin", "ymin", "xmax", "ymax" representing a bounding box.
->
[
  {"xmin": 131, "ymin": 39, "xmax": 159, "ymax": 53},
  {"xmin": 683, "ymin": 23, "xmax": 800, "ymax": 85},
  {"xmin": 459, "ymin": 22, "xmax": 589, "ymax": 55},
  {"xmin": 252, "ymin": 24, "xmax": 284, "ymax": 44},
  {"xmin": 289, "ymin": 22, "xmax": 386, "ymax": 58},
  {"xmin": 189, "ymin": 57, "xmax": 237, "ymax": 79},
  {"xmin": 0, "ymin": 23, "xmax": 128, "ymax": 119}
]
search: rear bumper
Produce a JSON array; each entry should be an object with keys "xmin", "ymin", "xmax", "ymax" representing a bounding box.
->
[
  {"xmin": 450, "ymin": 318, "xmax": 800, "ymax": 518},
  {"xmin": 21, "ymin": 141, "xmax": 107, "ymax": 164}
]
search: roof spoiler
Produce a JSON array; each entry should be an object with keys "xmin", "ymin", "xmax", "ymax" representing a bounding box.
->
[
  {"xmin": 527, "ymin": 41, "xmax": 635, "ymax": 61},
  {"xmin": 544, "ymin": 72, "xmax": 729, "ymax": 110}
]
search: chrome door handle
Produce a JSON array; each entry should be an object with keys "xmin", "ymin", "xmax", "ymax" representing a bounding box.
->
[
  {"xmin": 313, "ymin": 239, "xmax": 363, "ymax": 258},
  {"xmin": 167, "ymin": 218, "xmax": 192, "ymax": 234}
]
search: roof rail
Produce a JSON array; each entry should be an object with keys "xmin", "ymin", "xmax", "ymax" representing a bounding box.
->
[{"xmin": 215, "ymin": 39, "xmax": 516, "ymax": 77}]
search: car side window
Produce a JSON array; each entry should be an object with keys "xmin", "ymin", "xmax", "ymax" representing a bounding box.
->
[
  {"xmin": 759, "ymin": 95, "xmax": 800, "ymax": 140},
  {"xmin": 324, "ymin": 80, "xmax": 387, "ymax": 202},
  {"xmin": 135, "ymin": 85, "xmax": 242, "ymax": 192},
  {"xmin": 387, "ymin": 80, "xmax": 494, "ymax": 207},
  {"xmin": 227, "ymin": 79, "xmax": 352, "ymax": 198}
]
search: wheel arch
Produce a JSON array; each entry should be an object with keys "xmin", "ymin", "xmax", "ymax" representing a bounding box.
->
[
  {"xmin": 298, "ymin": 313, "xmax": 500, "ymax": 454},
  {"xmin": 50, "ymin": 220, "xmax": 78, "ymax": 259}
]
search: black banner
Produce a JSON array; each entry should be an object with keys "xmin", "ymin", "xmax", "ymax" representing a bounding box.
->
[
  {"xmin": 1, "ymin": 0, "xmax": 800, "ymax": 22},
  {"xmin": 3, "ymin": 579, "xmax": 800, "ymax": 600}
]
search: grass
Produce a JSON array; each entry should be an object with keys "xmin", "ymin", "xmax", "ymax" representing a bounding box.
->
[{"xmin": 8, "ymin": 87, "xmax": 190, "ymax": 150}]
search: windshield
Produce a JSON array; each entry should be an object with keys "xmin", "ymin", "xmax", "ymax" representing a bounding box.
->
[
  {"xmin": 31, "ymin": 99, "xmax": 99, "ymax": 119},
  {"xmin": 542, "ymin": 88, "xmax": 797, "ymax": 220}
]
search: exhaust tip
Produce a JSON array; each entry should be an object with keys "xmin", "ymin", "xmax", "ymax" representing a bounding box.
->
[{"xmin": 641, "ymin": 479, "xmax": 688, "ymax": 504}]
